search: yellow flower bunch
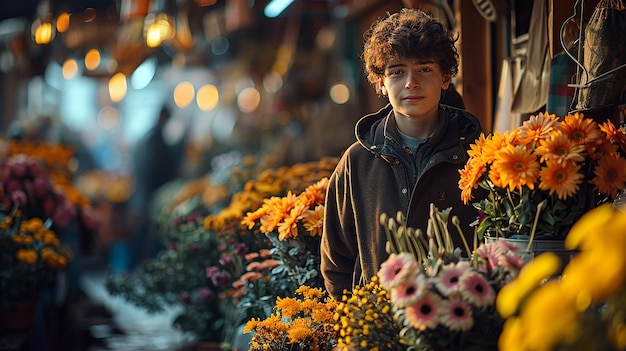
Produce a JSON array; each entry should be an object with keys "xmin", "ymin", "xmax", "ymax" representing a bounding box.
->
[
  {"xmin": 244, "ymin": 285, "xmax": 339, "ymax": 351},
  {"xmin": 0, "ymin": 210, "xmax": 72, "ymax": 306},
  {"xmin": 332, "ymin": 276, "xmax": 403, "ymax": 351},
  {"xmin": 459, "ymin": 112, "xmax": 626, "ymax": 240},
  {"xmin": 497, "ymin": 203, "xmax": 626, "ymax": 351}
]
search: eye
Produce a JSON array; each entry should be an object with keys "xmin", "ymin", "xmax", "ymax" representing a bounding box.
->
[
  {"xmin": 386, "ymin": 69, "xmax": 403, "ymax": 77},
  {"xmin": 418, "ymin": 66, "xmax": 433, "ymax": 73}
]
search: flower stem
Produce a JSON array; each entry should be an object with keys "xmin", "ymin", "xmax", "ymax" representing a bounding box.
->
[
  {"xmin": 452, "ymin": 215, "xmax": 472, "ymax": 258},
  {"xmin": 527, "ymin": 200, "xmax": 547, "ymax": 252}
]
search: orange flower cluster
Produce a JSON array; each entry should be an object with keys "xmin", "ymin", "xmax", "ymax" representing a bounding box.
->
[
  {"xmin": 203, "ymin": 157, "xmax": 337, "ymax": 233},
  {"xmin": 1, "ymin": 210, "xmax": 72, "ymax": 305},
  {"xmin": 244, "ymin": 286, "xmax": 339, "ymax": 351},
  {"xmin": 241, "ymin": 177, "xmax": 328, "ymax": 241},
  {"xmin": 459, "ymin": 112, "xmax": 626, "ymax": 240}
]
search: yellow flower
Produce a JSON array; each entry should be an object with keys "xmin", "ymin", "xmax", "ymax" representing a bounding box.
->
[
  {"xmin": 275, "ymin": 296, "xmax": 301, "ymax": 319},
  {"xmin": 286, "ymin": 318, "xmax": 313, "ymax": 343},
  {"xmin": 21, "ymin": 217, "xmax": 44, "ymax": 232},
  {"xmin": 565, "ymin": 203, "xmax": 617, "ymax": 250},
  {"xmin": 560, "ymin": 249, "xmax": 626, "ymax": 302},
  {"xmin": 498, "ymin": 317, "xmax": 525, "ymax": 351},
  {"xmin": 243, "ymin": 318, "xmax": 260, "ymax": 333},
  {"xmin": 496, "ymin": 252, "xmax": 560, "ymax": 318},
  {"xmin": 517, "ymin": 281, "xmax": 580, "ymax": 351}
]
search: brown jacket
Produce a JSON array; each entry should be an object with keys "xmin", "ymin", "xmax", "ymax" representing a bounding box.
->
[{"xmin": 320, "ymin": 104, "xmax": 484, "ymax": 300}]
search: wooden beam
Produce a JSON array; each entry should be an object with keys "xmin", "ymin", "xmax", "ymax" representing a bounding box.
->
[{"xmin": 456, "ymin": 0, "xmax": 492, "ymax": 132}]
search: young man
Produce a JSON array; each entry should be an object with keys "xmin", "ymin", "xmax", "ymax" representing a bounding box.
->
[{"xmin": 320, "ymin": 8, "xmax": 483, "ymax": 300}]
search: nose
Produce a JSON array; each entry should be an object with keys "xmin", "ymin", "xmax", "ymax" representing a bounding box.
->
[{"xmin": 405, "ymin": 73, "xmax": 419, "ymax": 89}]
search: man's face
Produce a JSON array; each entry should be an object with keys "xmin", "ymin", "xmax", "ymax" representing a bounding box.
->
[{"xmin": 379, "ymin": 57, "xmax": 451, "ymax": 123}]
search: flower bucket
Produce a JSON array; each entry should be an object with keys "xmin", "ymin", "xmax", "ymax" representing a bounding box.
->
[{"xmin": 0, "ymin": 300, "xmax": 39, "ymax": 330}]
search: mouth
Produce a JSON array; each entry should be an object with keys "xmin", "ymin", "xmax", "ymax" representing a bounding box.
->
[{"xmin": 403, "ymin": 95, "xmax": 424, "ymax": 102}]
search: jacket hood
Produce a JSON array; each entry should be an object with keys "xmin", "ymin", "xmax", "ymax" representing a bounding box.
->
[{"xmin": 355, "ymin": 103, "xmax": 482, "ymax": 157}]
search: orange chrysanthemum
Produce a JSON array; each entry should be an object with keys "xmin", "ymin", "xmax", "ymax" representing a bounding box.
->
[
  {"xmin": 460, "ymin": 112, "xmax": 626, "ymax": 240},
  {"xmin": 303, "ymin": 177, "xmax": 329, "ymax": 204},
  {"xmin": 302, "ymin": 205, "xmax": 324, "ymax": 237},
  {"xmin": 459, "ymin": 158, "xmax": 487, "ymax": 204},
  {"xmin": 599, "ymin": 120, "xmax": 626, "ymax": 154},
  {"xmin": 534, "ymin": 130, "xmax": 585, "ymax": 164},
  {"xmin": 481, "ymin": 131, "xmax": 519, "ymax": 164},
  {"xmin": 558, "ymin": 112, "xmax": 602, "ymax": 146},
  {"xmin": 538, "ymin": 161, "xmax": 584, "ymax": 200},
  {"xmin": 591, "ymin": 156, "xmax": 626, "ymax": 199},
  {"xmin": 466, "ymin": 132, "xmax": 489, "ymax": 159},
  {"xmin": 517, "ymin": 112, "xmax": 559, "ymax": 146},
  {"xmin": 277, "ymin": 204, "xmax": 306, "ymax": 240},
  {"xmin": 491, "ymin": 144, "xmax": 540, "ymax": 191}
]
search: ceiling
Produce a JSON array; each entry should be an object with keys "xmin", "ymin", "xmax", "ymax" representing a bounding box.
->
[{"xmin": 0, "ymin": 0, "xmax": 118, "ymax": 21}]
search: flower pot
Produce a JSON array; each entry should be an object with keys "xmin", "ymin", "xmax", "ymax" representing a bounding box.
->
[{"xmin": 0, "ymin": 300, "xmax": 39, "ymax": 331}]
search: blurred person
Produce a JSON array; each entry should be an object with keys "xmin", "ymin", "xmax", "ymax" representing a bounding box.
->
[{"xmin": 115, "ymin": 106, "xmax": 187, "ymax": 272}]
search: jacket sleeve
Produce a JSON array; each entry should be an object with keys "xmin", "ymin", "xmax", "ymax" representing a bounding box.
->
[{"xmin": 320, "ymin": 154, "xmax": 358, "ymax": 300}]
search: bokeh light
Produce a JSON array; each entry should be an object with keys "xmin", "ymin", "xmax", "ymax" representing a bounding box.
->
[
  {"xmin": 237, "ymin": 87, "xmax": 260, "ymax": 113},
  {"xmin": 108, "ymin": 72, "xmax": 127, "ymax": 102},
  {"xmin": 329, "ymin": 83, "xmax": 350, "ymax": 104},
  {"xmin": 174, "ymin": 81, "xmax": 195, "ymax": 108},
  {"xmin": 197, "ymin": 84, "xmax": 219, "ymax": 111}
]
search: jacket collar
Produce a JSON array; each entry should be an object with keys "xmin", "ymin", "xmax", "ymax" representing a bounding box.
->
[{"xmin": 355, "ymin": 104, "xmax": 451, "ymax": 157}]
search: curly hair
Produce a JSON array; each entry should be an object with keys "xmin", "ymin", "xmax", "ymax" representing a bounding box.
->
[{"xmin": 362, "ymin": 8, "xmax": 460, "ymax": 95}]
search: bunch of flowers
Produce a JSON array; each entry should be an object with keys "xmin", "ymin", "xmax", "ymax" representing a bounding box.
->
[
  {"xmin": 244, "ymin": 285, "xmax": 339, "ymax": 351},
  {"xmin": 459, "ymin": 112, "xmax": 626, "ymax": 241},
  {"xmin": 332, "ymin": 276, "xmax": 404, "ymax": 351},
  {"xmin": 105, "ymin": 213, "xmax": 226, "ymax": 343},
  {"xmin": 0, "ymin": 154, "xmax": 78, "ymax": 230},
  {"xmin": 204, "ymin": 157, "xmax": 338, "ymax": 234},
  {"xmin": 497, "ymin": 203, "xmax": 626, "ymax": 351},
  {"xmin": 107, "ymin": 156, "xmax": 338, "ymax": 346},
  {"xmin": 375, "ymin": 205, "xmax": 525, "ymax": 350},
  {"xmin": 241, "ymin": 177, "xmax": 328, "ymax": 290},
  {"xmin": 6, "ymin": 141, "xmax": 99, "ymax": 232},
  {"xmin": 0, "ymin": 207, "xmax": 73, "ymax": 306}
]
